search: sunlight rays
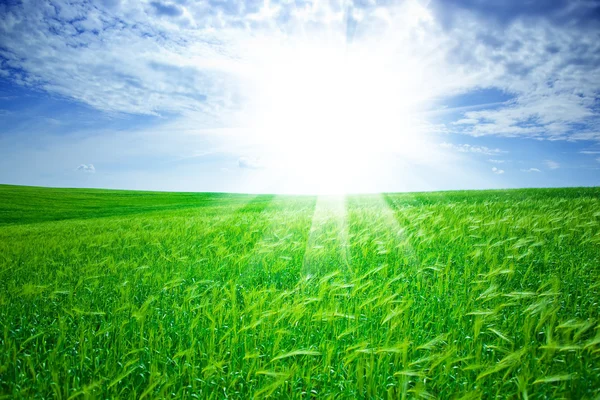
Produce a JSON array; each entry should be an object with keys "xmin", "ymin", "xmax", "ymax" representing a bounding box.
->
[
  {"xmin": 300, "ymin": 193, "xmax": 419, "ymax": 278},
  {"xmin": 301, "ymin": 195, "xmax": 352, "ymax": 277},
  {"xmin": 224, "ymin": 194, "xmax": 417, "ymax": 282},
  {"xmin": 374, "ymin": 193, "xmax": 418, "ymax": 265},
  {"xmin": 237, "ymin": 195, "xmax": 316, "ymax": 284}
]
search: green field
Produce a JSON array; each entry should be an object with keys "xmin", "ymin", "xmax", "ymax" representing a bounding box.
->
[{"xmin": 0, "ymin": 184, "xmax": 599, "ymax": 399}]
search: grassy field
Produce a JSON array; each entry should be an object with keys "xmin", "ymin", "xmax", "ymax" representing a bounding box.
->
[{"xmin": 0, "ymin": 184, "xmax": 599, "ymax": 399}]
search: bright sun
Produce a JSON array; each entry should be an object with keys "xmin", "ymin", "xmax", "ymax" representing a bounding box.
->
[{"xmin": 237, "ymin": 2, "xmax": 437, "ymax": 193}]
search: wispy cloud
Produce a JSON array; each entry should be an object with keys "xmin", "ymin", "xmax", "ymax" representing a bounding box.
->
[
  {"xmin": 76, "ymin": 164, "xmax": 95, "ymax": 173},
  {"xmin": 488, "ymin": 159, "xmax": 506, "ymax": 164},
  {"xmin": 491, "ymin": 167, "xmax": 504, "ymax": 175},
  {"xmin": 452, "ymin": 118, "xmax": 478, "ymax": 125},
  {"xmin": 521, "ymin": 168, "xmax": 541, "ymax": 173},
  {"xmin": 544, "ymin": 160, "xmax": 560, "ymax": 170},
  {"xmin": 238, "ymin": 157, "xmax": 263, "ymax": 170},
  {"xmin": 441, "ymin": 143, "xmax": 506, "ymax": 156}
]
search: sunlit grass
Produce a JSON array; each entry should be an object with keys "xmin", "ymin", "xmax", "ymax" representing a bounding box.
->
[{"xmin": 0, "ymin": 185, "xmax": 599, "ymax": 398}]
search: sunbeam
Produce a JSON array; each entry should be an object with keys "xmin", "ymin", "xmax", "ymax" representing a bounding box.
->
[{"xmin": 302, "ymin": 195, "xmax": 352, "ymax": 277}]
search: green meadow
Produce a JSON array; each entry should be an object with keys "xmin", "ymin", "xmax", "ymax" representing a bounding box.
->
[{"xmin": 0, "ymin": 184, "xmax": 599, "ymax": 399}]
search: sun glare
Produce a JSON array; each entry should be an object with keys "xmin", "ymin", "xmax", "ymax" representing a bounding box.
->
[
  {"xmin": 229, "ymin": 1, "xmax": 441, "ymax": 194},
  {"xmin": 261, "ymin": 44, "xmax": 423, "ymax": 140},
  {"xmin": 243, "ymin": 43, "xmax": 430, "ymax": 193}
]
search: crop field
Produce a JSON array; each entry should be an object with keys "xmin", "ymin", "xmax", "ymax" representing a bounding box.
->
[{"xmin": 0, "ymin": 184, "xmax": 599, "ymax": 399}]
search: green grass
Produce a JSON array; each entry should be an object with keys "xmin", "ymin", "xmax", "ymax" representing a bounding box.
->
[{"xmin": 0, "ymin": 184, "xmax": 599, "ymax": 398}]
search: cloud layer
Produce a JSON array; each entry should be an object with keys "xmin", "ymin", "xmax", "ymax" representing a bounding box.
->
[{"xmin": 1, "ymin": 0, "xmax": 599, "ymax": 148}]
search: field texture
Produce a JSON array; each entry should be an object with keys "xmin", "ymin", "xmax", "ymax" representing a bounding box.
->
[{"xmin": 0, "ymin": 185, "xmax": 599, "ymax": 399}]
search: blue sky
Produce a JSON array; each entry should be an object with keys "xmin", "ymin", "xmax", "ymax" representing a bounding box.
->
[{"xmin": 0, "ymin": 0, "xmax": 599, "ymax": 194}]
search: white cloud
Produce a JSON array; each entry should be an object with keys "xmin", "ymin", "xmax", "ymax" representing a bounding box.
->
[
  {"xmin": 0, "ymin": 0, "xmax": 243, "ymax": 118},
  {"xmin": 488, "ymin": 159, "xmax": 505, "ymax": 164},
  {"xmin": 596, "ymin": 157, "xmax": 600, "ymax": 163},
  {"xmin": 521, "ymin": 168, "xmax": 541, "ymax": 173},
  {"xmin": 76, "ymin": 164, "xmax": 95, "ymax": 173},
  {"xmin": 441, "ymin": 142, "xmax": 506, "ymax": 155},
  {"xmin": 544, "ymin": 160, "xmax": 560, "ymax": 170},
  {"xmin": 238, "ymin": 157, "xmax": 263, "ymax": 169},
  {"xmin": 438, "ymin": 10, "xmax": 600, "ymax": 141},
  {"xmin": 452, "ymin": 118, "xmax": 478, "ymax": 125},
  {"xmin": 491, "ymin": 167, "xmax": 504, "ymax": 175},
  {"xmin": 580, "ymin": 151, "xmax": 600, "ymax": 155}
]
